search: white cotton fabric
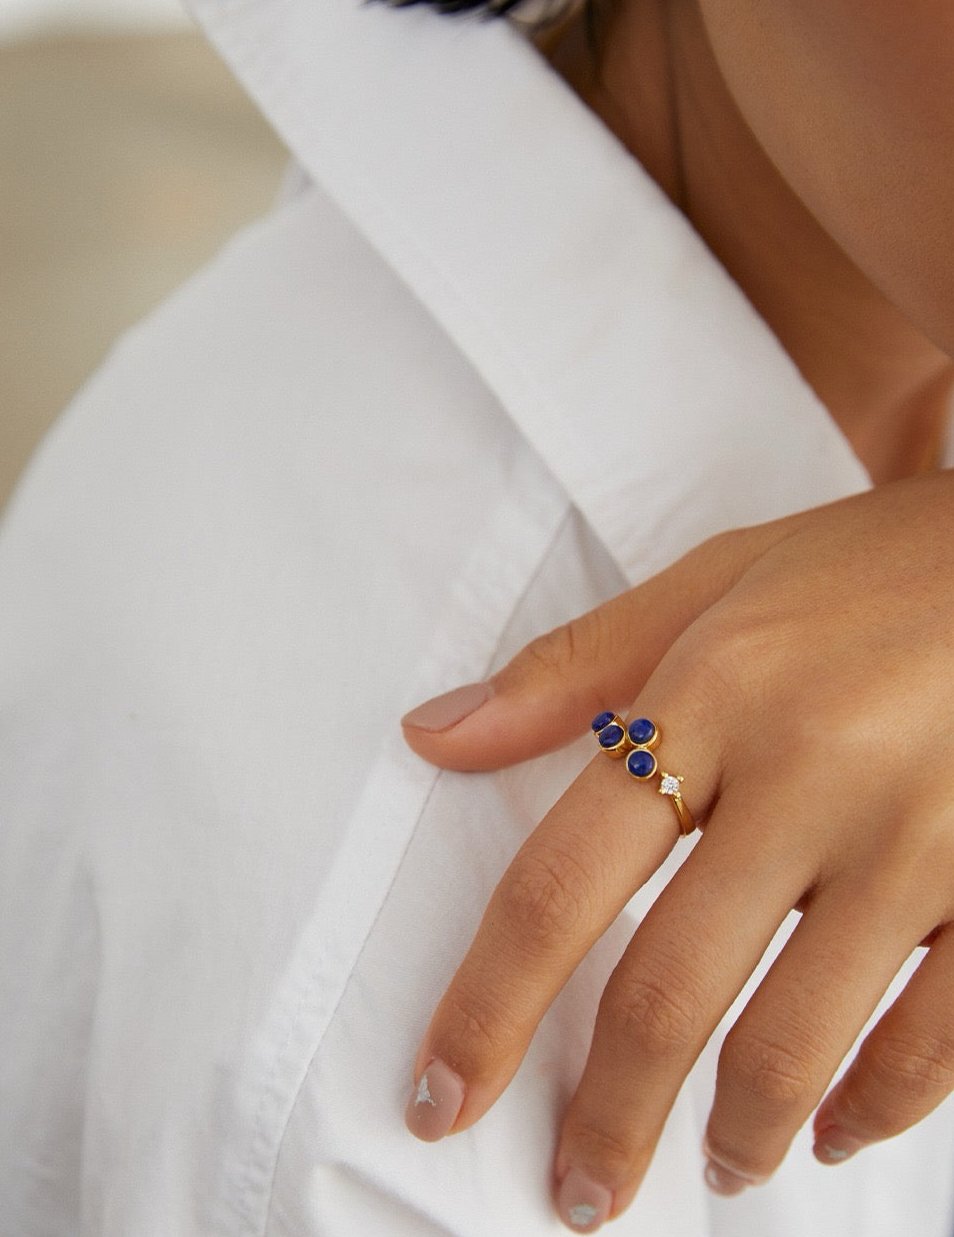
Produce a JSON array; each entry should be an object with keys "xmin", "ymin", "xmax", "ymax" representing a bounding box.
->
[{"xmin": 1, "ymin": 0, "xmax": 953, "ymax": 1233}]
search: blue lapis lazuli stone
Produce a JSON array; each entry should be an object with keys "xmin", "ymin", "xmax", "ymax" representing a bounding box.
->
[
  {"xmin": 627, "ymin": 748, "xmax": 656, "ymax": 779},
  {"xmin": 598, "ymin": 723, "xmax": 625, "ymax": 749},
  {"xmin": 591, "ymin": 710, "xmax": 616, "ymax": 733},
  {"xmin": 627, "ymin": 717, "xmax": 656, "ymax": 746}
]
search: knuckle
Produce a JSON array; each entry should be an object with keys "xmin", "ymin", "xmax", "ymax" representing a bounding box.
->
[
  {"xmin": 681, "ymin": 527, "xmax": 748, "ymax": 593},
  {"xmin": 605, "ymin": 959, "xmax": 705, "ymax": 1059},
  {"xmin": 866, "ymin": 1029, "xmax": 954, "ymax": 1102},
  {"xmin": 498, "ymin": 845, "xmax": 595, "ymax": 950},
  {"xmin": 524, "ymin": 617, "xmax": 581, "ymax": 674},
  {"xmin": 519, "ymin": 607, "xmax": 614, "ymax": 680},
  {"xmin": 667, "ymin": 606, "xmax": 776, "ymax": 723},
  {"xmin": 789, "ymin": 691, "xmax": 876, "ymax": 768},
  {"xmin": 522, "ymin": 624, "xmax": 573, "ymax": 675},
  {"xmin": 720, "ymin": 1031, "xmax": 817, "ymax": 1111},
  {"xmin": 565, "ymin": 1119, "xmax": 645, "ymax": 1183},
  {"xmin": 438, "ymin": 980, "xmax": 520, "ymax": 1075},
  {"xmin": 701, "ymin": 606, "xmax": 783, "ymax": 681}
]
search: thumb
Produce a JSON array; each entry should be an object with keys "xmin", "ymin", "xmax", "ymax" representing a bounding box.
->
[{"xmin": 400, "ymin": 522, "xmax": 784, "ymax": 772}]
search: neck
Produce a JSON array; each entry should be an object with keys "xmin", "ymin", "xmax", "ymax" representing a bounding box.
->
[{"xmin": 534, "ymin": 0, "xmax": 954, "ymax": 483}]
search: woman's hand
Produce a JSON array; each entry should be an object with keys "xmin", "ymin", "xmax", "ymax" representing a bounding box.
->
[{"xmin": 399, "ymin": 470, "xmax": 954, "ymax": 1232}]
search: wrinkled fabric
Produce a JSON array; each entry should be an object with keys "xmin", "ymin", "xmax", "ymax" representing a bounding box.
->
[{"xmin": 1, "ymin": 0, "xmax": 952, "ymax": 1233}]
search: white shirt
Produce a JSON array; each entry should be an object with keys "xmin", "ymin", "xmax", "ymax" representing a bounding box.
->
[{"xmin": 1, "ymin": 0, "xmax": 952, "ymax": 1233}]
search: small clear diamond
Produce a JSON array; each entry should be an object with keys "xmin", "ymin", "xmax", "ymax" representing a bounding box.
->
[{"xmin": 659, "ymin": 774, "xmax": 681, "ymax": 796}]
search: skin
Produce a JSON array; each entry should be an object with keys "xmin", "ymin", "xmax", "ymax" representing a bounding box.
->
[
  {"xmin": 401, "ymin": 0, "xmax": 954, "ymax": 1230},
  {"xmin": 537, "ymin": 0, "xmax": 954, "ymax": 482}
]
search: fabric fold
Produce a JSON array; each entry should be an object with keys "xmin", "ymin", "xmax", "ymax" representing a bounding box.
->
[{"xmin": 188, "ymin": 0, "xmax": 872, "ymax": 582}]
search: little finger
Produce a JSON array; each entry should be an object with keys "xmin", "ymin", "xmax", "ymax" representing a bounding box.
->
[
  {"xmin": 813, "ymin": 920, "xmax": 954, "ymax": 1164},
  {"xmin": 704, "ymin": 874, "xmax": 933, "ymax": 1194}
]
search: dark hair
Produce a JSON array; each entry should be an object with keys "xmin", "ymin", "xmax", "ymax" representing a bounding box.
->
[
  {"xmin": 373, "ymin": 0, "xmax": 603, "ymax": 60},
  {"xmin": 376, "ymin": 0, "xmax": 536, "ymax": 15}
]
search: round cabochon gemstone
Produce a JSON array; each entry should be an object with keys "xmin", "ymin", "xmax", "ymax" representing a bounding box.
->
[
  {"xmin": 626, "ymin": 748, "xmax": 657, "ymax": 779},
  {"xmin": 598, "ymin": 724, "xmax": 625, "ymax": 749},
  {"xmin": 627, "ymin": 717, "xmax": 656, "ymax": 746},
  {"xmin": 591, "ymin": 710, "xmax": 616, "ymax": 733}
]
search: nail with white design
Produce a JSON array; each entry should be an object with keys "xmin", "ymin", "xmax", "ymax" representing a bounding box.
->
[
  {"xmin": 404, "ymin": 1058, "xmax": 466, "ymax": 1142},
  {"xmin": 556, "ymin": 1168, "xmax": 613, "ymax": 1232},
  {"xmin": 813, "ymin": 1127, "xmax": 867, "ymax": 1165}
]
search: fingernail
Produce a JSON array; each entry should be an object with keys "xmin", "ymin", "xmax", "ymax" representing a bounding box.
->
[
  {"xmin": 404, "ymin": 1058, "xmax": 465, "ymax": 1141},
  {"xmin": 401, "ymin": 681, "xmax": 493, "ymax": 732},
  {"xmin": 701, "ymin": 1140, "xmax": 766, "ymax": 1196},
  {"xmin": 556, "ymin": 1168, "xmax": 613, "ymax": 1232},
  {"xmin": 813, "ymin": 1126, "xmax": 867, "ymax": 1165},
  {"xmin": 704, "ymin": 1158, "xmax": 752, "ymax": 1196}
]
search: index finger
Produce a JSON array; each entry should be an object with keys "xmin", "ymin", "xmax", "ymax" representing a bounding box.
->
[{"xmin": 404, "ymin": 706, "xmax": 713, "ymax": 1142}]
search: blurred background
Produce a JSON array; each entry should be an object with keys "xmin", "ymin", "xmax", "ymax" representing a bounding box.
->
[{"xmin": 0, "ymin": 0, "xmax": 288, "ymax": 511}]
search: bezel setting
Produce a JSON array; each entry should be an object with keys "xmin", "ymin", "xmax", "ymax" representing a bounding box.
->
[{"xmin": 626, "ymin": 748, "xmax": 658, "ymax": 780}]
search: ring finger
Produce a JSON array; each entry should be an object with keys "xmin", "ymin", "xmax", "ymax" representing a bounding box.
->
[
  {"xmin": 405, "ymin": 698, "xmax": 719, "ymax": 1142},
  {"xmin": 812, "ymin": 918, "xmax": 954, "ymax": 1163}
]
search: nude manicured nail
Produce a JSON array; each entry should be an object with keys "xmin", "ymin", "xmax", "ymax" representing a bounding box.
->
[
  {"xmin": 556, "ymin": 1168, "xmax": 613, "ymax": 1232},
  {"xmin": 401, "ymin": 681, "xmax": 492, "ymax": 732},
  {"xmin": 702, "ymin": 1140, "xmax": 766, "ymax": 1196},
  {"xmin": 704, "ymin": 1158, "xmax": 751, "ymax": 1196},
  {"xmin": 404, "ymin": 1058, "xmax": 465, "ymax": 1141},
  {"xmin": 814, "ymin": 1127, "xmax": 867, "ymax": 1165}
]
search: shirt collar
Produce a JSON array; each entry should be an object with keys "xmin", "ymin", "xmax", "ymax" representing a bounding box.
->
[{"xmin": 187, "ymin": 0, "xmax": 871, "ymax": 581}]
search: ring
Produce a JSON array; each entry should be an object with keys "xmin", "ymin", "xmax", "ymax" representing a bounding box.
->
[{"xmin": 591, "ymin": 712, "xmax": 697, "ymax": 836}]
